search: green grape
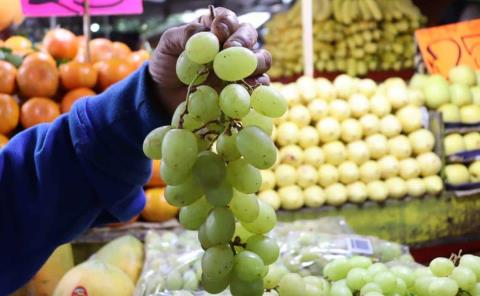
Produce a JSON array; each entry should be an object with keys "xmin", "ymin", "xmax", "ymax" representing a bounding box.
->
[
  {"xmin": 176, "ymin": 51, "xmax": 208, "ymax": 85},
  {"xmin": 241, "ymin": 200, "xmax": 277, "ymax": 234},
  {"xmin": 162, "ymin": 129, "xmax": 198, "ymax": 171},
  {"xmin": 278, "ymin": 273, "xmax": 307, "ymax": 296},
  {"xmin": 198, "ymin": 223, "xmax": 215, "ymax": 250},
  {"xmin": 395, "ymin": 278, "xmax": 407, "ymax": 295},
  {"xmin": 234, "ymin": 222, "xmax": 253, "ymax": 242},
  {"xmin": 450, "ymin": 266, "xmax": 477, "ymax": 291},
  {"xmin": 303, "ymin": 276, "xmax": 329, "ymax": 292},
  {"xmin": 305, "ymin": 283, "xmax": 321, "ymax": 296},
  {"xmin": 213, "ymin": 47, "xmax": 257, "ymax": 82},
  {"xmin": 229, "ymin": 275, "xmax": 264, "ymax": 296},
  {"xmin": 250, "ymin": 85, "xmax": 287, "ymax": 118},
  {"xmin": 373, "ymin": 271, "xmax": 396, "ymax": 294},
  {"xmin": 171, "ymin": 101, "xmax": 204, "ymax": 131},
  {"xmin": 143, "ymin": 126, "xmax": 171, "ymax": 159},
  {"xmin": 246, "ymin": 235, "xmax": 279, "ymax": 265},
  {"xmin": 165, "ymin": 175, "xmax": 203, "ymax": 207},
  {"xmin": 329, "ymin": 281, "xmax": 352, "ymax": 296},
  {"xmin": 429, "ymin": 257, "xmax": 454, "ymax": 277},
  {"xmin": 346, "ymin": 268, "xmax": 369, "ymax": 291},
  {"xmin": 188, "ymin": 85, "xmax": 221, "ymax": 122},
  {"xmin": 232, "ymin": 250, "xmax": 265, "ymax": 281},
  {"xmin": 196, "ymin": 136, "xmax": 211, "ymax": 152},
  {"xmin": 192, "ymin": 151, "xmax": 226, "ymax": 188},
  {"xmin": 379, "ymin": 242, "xmax": 402, "ymax": 261},
  {"xmin": 166, "ymin": 270, "xmax": 183, "ymax": 290},
  {"xmin": 227, "ymin": 158, "xmax": 262, "ymax": 194},
  {"xmin": 459, "ymin": 254, "xmax": 480, "ymax": 279},
  {"xmin": 414, "ymin": 267, "xmax": 433, "ymax": 278},
  {"xmin": 473, "ymin": 282, "xmax": 480, "ymax": 296},
  {"xmin": 363, "ymin": 292, "xmax": 382, "ymax": 296},
  {"xmin": 236, "ymin": 126, "xmax": 277, "ymax": 169},
  {"xmin": 263, "ymin": 264, "xmax": 289, "ymax": 289},
  {"xmin": 185, "ymin": 32, "xmax": 219, "ymax": 64},
  {"xmin": 205, "ymin": 179, "xmax": 233, "ymax": 206},
  {"xmin": 349, "ymin": 256, "xmax": 372, "ymax": 269},
  {"xmin": 229, "ymin": 190, "xmax": 259, "ymax": 223},
  {"xmin": 201, "ymin": 245, "xmax": 234, "ymax": 280},
  {"xmin": 201, "ymin": 273, "xmax": 230, "ymax": 294},
  {"xmin": 390, "ymin": 266, "xmax": 414, "ymax": 287},
  {"xmin": 205, "ymin": 207, "xmax": 235, "ymax": 244},
  {"xmin": 241, "ymin": 109, "xmax": 273, "ymax": 135},
  {"xmin": 323, "ymin": 258, "xmax": 352, "ymax": 281},
  {"xmin": 160, "ymin": 160, "xmax": 191, "ymax": 186},
  {"xmin": 216, "ymin": 130, "xmax": 241, "ymax": 161},
  {"xmin": 367, "ymin": 263, "xmax": 388, "ymax": 277},
  {"xmin": 360, "ymin": 282, "xmax": 382, "ymax": 295},
  {"xmin": 219, "ymin": 84, "xmax": 251, "ymax": 119},
  {"xmin": 179, "ymin": 197, "xmax": 212, "ymax": 230},
  {"xmin": 428, "ymin": 277, "xmax": 458, "ymax": 296},
  {"xmin": 414, "ymin": 276, "xmax": 434, "ymax": 296}
]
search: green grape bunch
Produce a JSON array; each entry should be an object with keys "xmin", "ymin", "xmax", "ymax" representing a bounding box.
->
[{"xmin": 143, "ymin": 6, "xmax": 287, "ymax": 296}]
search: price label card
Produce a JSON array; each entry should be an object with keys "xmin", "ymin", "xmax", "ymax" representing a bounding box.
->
[
  {"xmin": 21, "ymin": 0, "xmax": 143, "ymax": 17},
  {"xmin": 415, "ymin": 19, "xmax": 480, "ymax": 77}
]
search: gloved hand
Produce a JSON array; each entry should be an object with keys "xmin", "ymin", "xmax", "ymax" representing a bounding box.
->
[{"xmin": 148, "ymin": 7, "xmax": 272, "ymax": 113}]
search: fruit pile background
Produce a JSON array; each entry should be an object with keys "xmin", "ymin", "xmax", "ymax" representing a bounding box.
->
[
  {"xmin": 258, "ymin": 74, "xmax": 443, "ymax": 210},
  {"xmin": 264, "ymin": 0, "xmax": 425, "ymax": 78}
]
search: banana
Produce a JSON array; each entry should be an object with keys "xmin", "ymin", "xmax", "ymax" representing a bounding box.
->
[
  {"xmin": 364, "ymin": 0, "xmax": 383, "ymax": 21},
  {"xmin": 394, "ymin": 0, "xmax": 421, "ymax": 20},
  {"xmin": 316, "ymin": 0, "xmax": 333, "ymax": 22},
  {"xmin": 332, "ymin": 0, "xmax": 344, "ymax": 22},
  {"xmin": 341, "ymin": 0, "xmax": 352, "ymax": 24},
  {"xmin": 350, "ymin": 0, "xmax": 359, "ymax": 21},
  {"xmin": 358, "ymin": 0, "xmax": 373, "ymax": 21}
]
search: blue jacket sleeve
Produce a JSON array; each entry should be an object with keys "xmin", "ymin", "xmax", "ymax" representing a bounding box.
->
[{"xmin": 0, "ymin": 63, "xmax": 170, "ymax": 294}]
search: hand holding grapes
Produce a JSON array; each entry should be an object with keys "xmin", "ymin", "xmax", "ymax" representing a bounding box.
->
[{"xmin": 149, "ymin": 6, "xmax": 272, "ymax": 113}]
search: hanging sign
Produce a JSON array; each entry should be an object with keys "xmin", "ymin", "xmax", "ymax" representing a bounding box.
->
[
  {"xmin": 20, "ymin": 0, "xmax": 143, "ymax": 17},
  {"xmin": 415, "ymin": 19, "xmax": 480, "ymax": 77}
]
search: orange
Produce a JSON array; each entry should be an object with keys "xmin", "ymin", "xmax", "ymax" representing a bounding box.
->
[
  {"xmin": 146, "ymin": 160, "xmax": 166, "ymax": 187},
  {"xmin": 0, "ymin": 134, "xmax": 8, "ymax": 148},
  {"xmin": 128, "ymin": 50, "xmax": 150, "ymax": 69},
  {"xmin": 97, "ymin": 58, "xmax": 135, "ymax": 90},
  {"xmin": 0, "ymin": 60, "xmax": 17, "ymax": 94},
  {"xmin": 43, "ymin": 28, "xmax": 78, "ymax": 60},
  {"xmin": 61, "ymin": 88, "xmax": 95, "ymax": 113},
  {"xmin": 112, "ymin": 42, "xmax": 132, "ymax": 59},
  {"xmin": 20, "ymin": 97, "xmax": 60, "ymax": 128},
  {"xmin": 141, "ymin": 188, "xmax": 178, "ymax": 222},
  {"xmin": 23, "ymin": 52, "xmax": 56, "ymax": 67},
  {"xmin": 4, "ymin": 35, "xmax": 32, "ymax": 55},
  {"xmin": 108, "ymin": 215, "xmax": 139, "ymax": 228},
  {"xmin": 17, "ymin": 57, "xmax": 59, "ymax": 98},
  {"xmin": 0, "ymin": 94, "xmax": 19, "ymax": 134},
  {"xmin": 89, "ymin": 38, "xmax": 114, "ymax": 63},
  {"xmin": 59, "ymin": 61, "xmax": 98, "ymax": 90}
]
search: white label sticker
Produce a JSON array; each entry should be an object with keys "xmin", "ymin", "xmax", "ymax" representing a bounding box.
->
[{"xmin": 347, "ymin": 237, "xmax": 373, "ymax": 255}]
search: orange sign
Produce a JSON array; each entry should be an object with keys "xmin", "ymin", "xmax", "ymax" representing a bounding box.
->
[{"xmin": 416, "ymin": 19, "xmax": 480, "ymax": 77}]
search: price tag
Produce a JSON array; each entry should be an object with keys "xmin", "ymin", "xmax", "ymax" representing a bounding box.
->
[
  {"xmin": 346, "ymin": 237, "xmax": 373, "ymax": 255},
  {"xmin": 415, "ymin": 19, "xmax": 480, "ymax": 78},
  {"xmin": 20, "ymin": 0, "xmax": 143, "ymax": 17}
]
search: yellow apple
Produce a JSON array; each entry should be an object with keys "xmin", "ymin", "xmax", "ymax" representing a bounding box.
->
[
  {"xmin": 378, "ymin": 155, "xmax": 400, "ymax": 179},
  {"xmin": 399, "ymin": 158, "xmax": 421, "ymax": 179},
  {"xmin": 359, "ymin": 161, "xmax": 381, "ymax": 183},
  {"xmin": 359, "ymin": 114, "xmax": 380, "ymax": 136},
  {"xmin": 296, "ymin": 165, "xmax": 318, "ymax": 188},
  {"xmin": 303, "ymin": 185, "xmax": 326, "ymax": 208},
  {"xmin": 445, "ymin": 164, "xmax": 470, "ymax": 185},
  {"xmin": 396, "ymin": 105, "xmax": 423, "ymax": 133},
  {"xmin": 367, "ymin": 180, "xmax": 388, "ymax": 202},
  {"xmin": 276, "ymin": 122, "xmax": 299, "ymax": 146},
  {"xmin": 279, "ymin": 185, "xmax": 304, "ymax": 210},
  {"xmin": 260, "ymin": 170, "xmax": 276, "ymax": 191},
  {"xmin": 347, "ymin": 141, "xmax": 370, "ymax": 165},
  {"xmin": 279, "ymin": 145, "xmax": 304, "ymax": 166},
  {"xmin": 386, "ymin": 177, "xmax": 407, "ymax": 199},
  {"xmin": 299, "ymin": 126, "xmax": 320, "ymax": 148},
  {"xmin": 406, "ymin": 178, "xmax": 426, "ymax": 197},
  {"xmin": 338, "ymin": 161, "xmax": 360, "ymax": 184},
  {"xmin": 318, "ymin": 164, "xmax": 339, "ymax": 187},
  {"xmin": 370, "ymin": 94, "xmax": 392, "ymax": 117},
  {"xmin": 341, "ymin": 118, "xmax": 363, "ymax": 142},
  {"xmin": 316, "ymin": 117, "xmax": 341, "ymax": 143},
  {"xmin": 438, "ymin": 104, "xmax": 461, "ymax": 123},
  {"xmin": 416, "ymin": 152, "xmax": 442, "ymax": 177},
  {"xmin": 308, "ymin": 99, "xmax": 329, "ymax": 121},
  {"xmin": 464, "ymin": 133, "xmax": 480, "ymax": 151},
  {"xmin": 329, "ymin": 99, "xmax": 351, "ymax": 121},
  {"xmin": 444, "ymin": 133, "xmax": 465, "ymax": 155},
  {"xmin": 349, "ymin": 93, "xmax": 370, "ymax": 118},
  {"xmin": 323, "ymin": 141, "xmax": 347, "ymax": 165},
  {"xmin": 274, "ymin": 164, "xmax": 297, "ymax": 187},
  {"xmin": 289, "ymin": 105, "xmax": 311, "ymax": 127},
  {"xmin": 424, "ymin": 175, "xmax": 443, "ymax": 195},
  {"xmin": 303, "ymin": 146, "xmax": 324, "ymax": 168},
  {"xmin": 408, "ymin": 129, "xmax": 435, "ymax": 155},
  {"xmin": 325, "ymin": 183, "xmax": 348, "ymax": 206},
  {"xmin": 388, "ymin": 135, "xmax": 412, "ymax": 159},
  {"xmin": 347, "ymin": 181, "xmax": 368, "ymax": 203},
  {"xmin": 366, "ymin": 134, "xmax": 388, "ymax": 160},
  {"xmin": 258, "ymin": 190, "xmax": 281, "ymax": 210},
  {"xmin": 380, "ymin": 115, "xmax": 402, "ymax": 138}
]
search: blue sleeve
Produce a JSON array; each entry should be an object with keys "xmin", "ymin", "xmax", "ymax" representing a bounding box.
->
[{"xmin": 0, "ymin": 63, "xmax": 170, "ymax": 294}]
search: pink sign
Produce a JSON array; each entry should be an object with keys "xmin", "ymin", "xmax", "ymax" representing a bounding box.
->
[{"xmin": 21, "ymin": 0, "xmax": 143, "ymax": 17}]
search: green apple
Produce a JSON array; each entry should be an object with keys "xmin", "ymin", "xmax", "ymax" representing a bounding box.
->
[
  {"xmin": 406, "ymin": 178, "xmax": 426, "ymax": 197},
  {"xmin": 367, "ymin": 180, "xmax": 388, "ymax": 202},
  {"xmin": 399, "ymin": 158, "xmax": 421, "ymax": 179},
  {"xmin": 360, "ymin": 161, "xmax": 381, "ymax": 183},
  {"xmin": 469, "ymin": 161, "xmax": 480, "ymax": 182},
  {"xmin": 347, "ymin": 181, "xmax": 368, "ymax": 203},
  {"xmin": 396, "ymin": 105, "xmax": 423, "ymax": 133},
  {"xmin": 448, "ymin": 64, "xmax": 477, "ymax": 86},
  {"xmin": 464, "ymin": 132, "xmax": 480, "ymax": 151},
  {"xmin": 445, "ymin": 164, "xmax": 470, "ymax": 185},
  {"xmin": 460, "ymin": 104, "xmax": 480, "ymax": 124},
  {"xmin": 424, "ymin": 75, "xmax": 450, "ymax": 109},
  {"xmin": 325, "ymin": 183, "xmax": 348, "ymax": 206},
  {"xmin": 303, "ymin": 185, "xmax": 326, "ymax": 208},
  {"xmin": 450, "ymin": 83, "xmax": 473, "ymax": 106},
  {"xmin": 444, "ymin": 133, "xmax": 465, "ymax": 155},
  {"xmin": 258, "ymin": 190, "xmax": 281, "ymax": 210},
  {"xmin": 386, "ymin": 177, "xmax": 407, "ymax": 199},
  {"xmin": 416, "ymin": 152, "xmax": 442, "ymax": 177},
  {"xmin": 278, "ymin": 185, "xmax": 304, "ymax": 210},
  {"xmin": 318, "ymin": 164, "xmax": 339, "ymax": 187},
  {"xmin": 438, "ymin": 104, "xmax": 461, "ymax": 122}
]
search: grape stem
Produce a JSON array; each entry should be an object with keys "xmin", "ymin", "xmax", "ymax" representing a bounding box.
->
[
  {"xmin": 192, "ymin": 120, "xmax": 222, "ymax": 133},
  {"xmin": 241, "ymin": 79, "xmax": 256, "ymax": 94},
  {"xmin": 228, "ymin": 236, "xmax": 246, "ymax": 255}
]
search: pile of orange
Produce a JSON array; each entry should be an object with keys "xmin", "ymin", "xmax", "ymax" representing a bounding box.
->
[{"xmin": 0, "ymin": 28, "xmax": 150, "ymax": 150}]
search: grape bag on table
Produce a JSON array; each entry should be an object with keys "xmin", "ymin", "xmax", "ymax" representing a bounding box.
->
[{"xmin": 143, "ymin": 28, "xmax": 287, "ymax": 296}]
